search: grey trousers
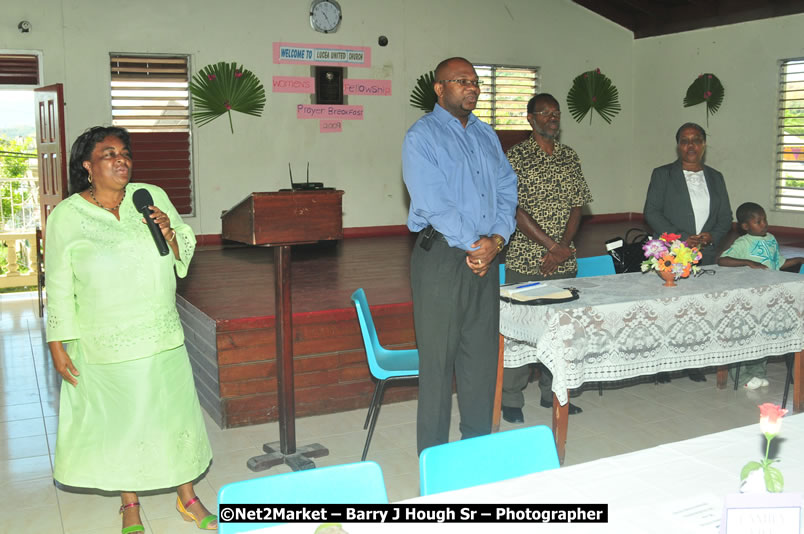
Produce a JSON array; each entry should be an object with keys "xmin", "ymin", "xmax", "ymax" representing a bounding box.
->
[
  {"xmin": 411, "ymin": 232, "xmax": 500, "ymax": 455},
  {"xmin": 501, "ymin": 266, "xmax": 576, "ymax": 407}
]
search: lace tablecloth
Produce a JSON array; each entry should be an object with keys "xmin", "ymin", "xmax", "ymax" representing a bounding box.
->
[{"xmin": 501, "ymin": 266, "xmax": 804, "ymax": 405}]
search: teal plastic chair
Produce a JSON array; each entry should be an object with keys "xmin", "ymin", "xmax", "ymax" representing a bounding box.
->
[
  {"xmin": 576, "ymin": 255, "xmax": 616, "ymax": 277},
  {"xmin": 800, "ymin": 264, "xmax": 804, "ymax": 274},
  {"xmin": 576, "ymin": 255, "xmax": 616, "ymax": 395},
  {"xmin": 351, "ymin": 288, "xmax": 419, "ymax": 461},
  {"xmin": 499, "ymin": 262, "xmax": 506, "ymax": 285},
  {"xmin": 218, "ymin": 461, "xmax": 388, "ymax": 532},
  {"xmin": 419, "ymin": 425, "xmax": 559, "ymax": 495}
]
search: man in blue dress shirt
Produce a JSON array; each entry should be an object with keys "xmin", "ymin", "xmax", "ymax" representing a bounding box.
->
[{"xmin": 402, "ymin": 57, "xmax": 518, "ymax": 454}]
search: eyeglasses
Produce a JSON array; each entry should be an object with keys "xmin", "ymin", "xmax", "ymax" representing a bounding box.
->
[
  {"xmin": 438, "ymin": 79, "xmax": 482, "ymax": 88},
  {"xmin": 532, "ymin": 110, "xmax": 561, "ymax": 118},
  {"xmin": 694, "ymin": 268, "xmax": 716, "ymax": 278},
  {"xmin": 679, "ymin": 137, "xmax": 705, "ymax": 146}
]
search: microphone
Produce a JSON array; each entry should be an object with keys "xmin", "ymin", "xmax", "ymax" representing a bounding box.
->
[{"xmin": 132, "ymin": 189, "xmax": 170, "ymax": 256}]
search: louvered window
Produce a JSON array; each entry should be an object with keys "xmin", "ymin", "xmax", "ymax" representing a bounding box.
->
[
  {"xmin": 776, "ymin": 58, "xmax": 804, "ymax": 211},
  {"xmin": 0, "ymin": 53, "xmax": 39, "ymax": 85},
  {"xmin": 473, "ymin": 65, "xmax": 540, "ymax": 130},
  {"xmin": 110, "ymin": 54, "xmax": 193, "ymax": 214}
]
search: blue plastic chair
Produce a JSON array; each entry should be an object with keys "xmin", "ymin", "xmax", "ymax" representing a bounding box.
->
[
  {"xmin": 351, "ymin": 288, "xmax": 419, "ymax": 461},
  {"xmin": 576, "ymin": 255, "xmax": 616, "ymax": 394},
  {"xmin": 499, "ymin": 262, "xmax": 506, "ymax": 285},
  {"xmin": 576, "ymin": 255, "xmax": 616, "ymax": 277},
  {"xmin": 218, "ymin": 461, "xmax": 388, "ymax": 532},
  {"xmin": 419, "ymin": 425, "xmax": 559, "ymax": 495},
  {"xmin": 800, "ymin": 264, "xmax": 804, "ymax": 274}
]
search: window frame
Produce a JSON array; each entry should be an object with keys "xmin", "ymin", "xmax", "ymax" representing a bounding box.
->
[
  {"xmin": 472, "ymin": 63, "xmax": 541, "ymax": 131},
  {"xmin": 775, "ymin": 57, "xmax": 804, "ymax": 212},
  {"xmin": 110, "ymin": 53, "xmax": 195, "ymax": 216},
  {"xmin": 0, "ymin": 50, "xmax": 43, "ymax": 88}
]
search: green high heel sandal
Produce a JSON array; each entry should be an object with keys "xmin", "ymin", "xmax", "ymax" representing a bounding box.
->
[{"xmin": 120, "ymin": 501, "xmax": 145, "ymax": 533}]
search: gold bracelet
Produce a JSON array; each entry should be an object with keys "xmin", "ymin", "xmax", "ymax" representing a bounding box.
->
[
  {"xmin": 548, "ymin": 243, "xmax": 558, "ymax": 252},
  {"xmin": 167, "ymin": 229, "xmax": 177, "ymax": 242},
  {"xmin": 493, "ymin": 234, "xmax": 504, "ymax": 252}
]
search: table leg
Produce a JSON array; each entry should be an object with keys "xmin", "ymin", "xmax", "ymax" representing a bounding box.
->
[
  {"xmin": 794, "ymin": 350, "xmax": 803, "ymax": 413},
  {"xmin": 716, "ymin": 366, "xmax": 728, "ymax": 389},
  {"xmin": 492, "ymin": 334, "xmax": 504, "ymax": 433},
  {"xmin": 551, "ymin": 392, "xmax": 569, "ymax": 465},
  {"xmin": 247, "ymin": 245, "xmax": 328, "ymax": 472}
]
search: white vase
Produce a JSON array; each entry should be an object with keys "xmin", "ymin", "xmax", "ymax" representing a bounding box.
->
[{"xmin": 740, "ymin": 469, "xmax": 769, "ymax": 493}]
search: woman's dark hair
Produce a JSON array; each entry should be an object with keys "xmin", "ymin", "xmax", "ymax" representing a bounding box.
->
[
  {"xmin": 735, "ymin": 202, "xmax": 765, "ymax": 225},
  {"xmin": 68, "ymin": 126, "xmax": 131, "ymax": 193},
  {"xmin": 675, "ymin": 122, "xmax": 706, "ymax": 143}
]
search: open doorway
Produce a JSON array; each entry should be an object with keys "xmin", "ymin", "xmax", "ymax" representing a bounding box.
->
[{"xmin": 0, "ymin": 89, "xmax": 38, "ymax": 292}]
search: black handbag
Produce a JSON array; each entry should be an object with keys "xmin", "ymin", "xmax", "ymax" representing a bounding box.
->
[{"xmin": 606, "ymin": 228, "xmax": 651, "ymax": 274}]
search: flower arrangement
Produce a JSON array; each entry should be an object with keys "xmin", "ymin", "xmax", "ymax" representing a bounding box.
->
[
  {"xmin": 741, "ymin": 403, "xmax": 788, "ymax": 493},
  {"xmin": 640, "ymin": 232, "xmax": 702, "ymax": 280}
]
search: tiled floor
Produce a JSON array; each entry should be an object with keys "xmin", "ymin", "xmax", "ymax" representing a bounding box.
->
[{"xmin": 0, "ymin": 290, "xmax": 796, "ymax": 533}]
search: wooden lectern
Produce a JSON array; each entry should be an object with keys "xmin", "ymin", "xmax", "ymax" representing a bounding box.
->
[{"xmin": 221, "ymin": 190, "xmax": 344, "ymax": 471}]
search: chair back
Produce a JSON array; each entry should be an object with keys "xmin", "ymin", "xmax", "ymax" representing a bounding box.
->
[
  {"xmin": 218, "ymin": 461, "xmax": 388, "ymax": 532},
  {"xmin": 351, "ymin": 288, "xmax": 385, "ymax": 377},
  {"xmin": 419, "ymin": 425, "xmax": 560, "ymax": 495},
  {"xmin": 499, "ymin": 262, "xmax": 506, "ymax": 285},
  {"xmin": 577, "ymin": 255, "xmax": 616, "ymax": 278},
  {"xmin": 800, "ymin": 264, "xmax": 804, "ymax": 274}
]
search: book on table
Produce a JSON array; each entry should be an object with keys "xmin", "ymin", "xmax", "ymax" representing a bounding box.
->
[{"xmin": 500, "ymin": 282, "xmax": 574, "ymax": 303}]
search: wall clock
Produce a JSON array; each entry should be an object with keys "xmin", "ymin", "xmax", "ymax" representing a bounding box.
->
[{"xmin": 310, "ymin": 0, "xmax": 342, "ymax": 34}]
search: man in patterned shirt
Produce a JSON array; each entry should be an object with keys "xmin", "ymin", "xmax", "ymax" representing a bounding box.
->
[{"xmin": 501, "ymin": 93, "xmax": 593, "ymax": 423}]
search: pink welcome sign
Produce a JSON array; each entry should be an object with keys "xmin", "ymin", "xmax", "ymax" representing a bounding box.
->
[
  {"xmin": 343, "ymin": 79, "xmax": 391, "ymax": 96},
  {"xmin": 297, "ymin": 105, "xmax": 364, "ymax": 120},
  {"xmin": 320, "ymin": 120, "xmax": 342, "ymax": 133},
  {"xmin": 272, "ymin": 76, "xmax": 315, "ymax": 93},
  {"xmin": 274, "ymin": 42, "xmax": 371, "ymax": 68}
]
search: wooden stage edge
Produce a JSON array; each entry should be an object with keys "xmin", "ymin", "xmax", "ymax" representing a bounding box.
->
[{"xmin": 180, "ymin": 216, "xmax": 804, "ymax": 430}]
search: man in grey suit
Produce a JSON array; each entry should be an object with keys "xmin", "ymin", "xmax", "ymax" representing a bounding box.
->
[
  {"xmin": 644, "ymin": 122, "xmax": 732, "ymax": 382},
  {"xmin": 644, "ymin": 122, "xmax": 732, "ymax": 266}
]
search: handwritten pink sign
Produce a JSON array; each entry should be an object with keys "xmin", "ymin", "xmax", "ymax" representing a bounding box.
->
[
  {"xmin": 320, "ymin": 120, "xmax": 342, "ymax": 133},
  {"xmin": 343, "ymin": 79, "xmax": 391, "ymax": 96},
  {"xmin": 272, "ymin": 76, "xmax": 315, "ymax": 93},
  {"xmin": 274, "ymin": 42, "xmax": 371, "ymax": 68},
  {"xmin": 297, "ymin": 104, "xmax": 364, "ymax": 120}
]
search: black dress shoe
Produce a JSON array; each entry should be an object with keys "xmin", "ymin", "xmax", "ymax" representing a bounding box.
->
[
  {"xmin": 688, "ymin": 371, "xmax": 707, "ymax": 382},
  {"xmin": 501, "ymin": 406, "xmax": 524, "ymax": 424},
  {"xmin": 539, "ymin": 399, "xmax": 583, "ymax": 415},
  {"xmin": 655, "ymin": 372, "xmax": 671, "ymax": 383}
]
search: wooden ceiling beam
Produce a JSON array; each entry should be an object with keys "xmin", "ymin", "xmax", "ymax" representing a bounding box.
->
[{"xmin": 573, "ymin": 0, "xmax": 804, "ymax": 39}]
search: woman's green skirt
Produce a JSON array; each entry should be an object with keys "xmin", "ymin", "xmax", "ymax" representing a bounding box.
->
[{"xmin": 54, "ymin": 343, "xmax": 213, "ymax": 492}]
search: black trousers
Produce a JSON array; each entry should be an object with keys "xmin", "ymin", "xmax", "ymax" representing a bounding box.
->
[{"xmin": 411, "ymin": 232, "xmax": 500, "ymax": 455}]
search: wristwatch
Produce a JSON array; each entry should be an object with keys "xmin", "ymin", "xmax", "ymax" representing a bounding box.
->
[{"xmin": 493, "ymin": 234, "xmax": 505, "ymax": 252}]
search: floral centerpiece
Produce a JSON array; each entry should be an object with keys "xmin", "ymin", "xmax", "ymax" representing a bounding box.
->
[
  {"xmin": 740, "ymin": 403, "xmax": 788, "ymax": 493},
  {"xmin": 640, "ymin": 232, "xmax": 702, "ymax": 286}
]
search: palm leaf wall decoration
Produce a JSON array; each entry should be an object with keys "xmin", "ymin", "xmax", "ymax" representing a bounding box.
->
[
  {"xmin": 410, "ymin": 70, "xmax": 437, "ymax": 112},
  {"xmin": 566, "ymin": 69, "xmax": 621, "ymax": 124},
  {"xmin": 683, "ymin": 73, "xmax": 724, "ymax": 127},
  {"xmin": 189, "ymin": 62, "xmax": 266, "ymax": 133}
]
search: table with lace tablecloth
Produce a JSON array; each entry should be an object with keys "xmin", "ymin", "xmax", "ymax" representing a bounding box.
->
[{"xmin": 497, "ymin": 265, "xmax": 804, "ymax": 461}]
